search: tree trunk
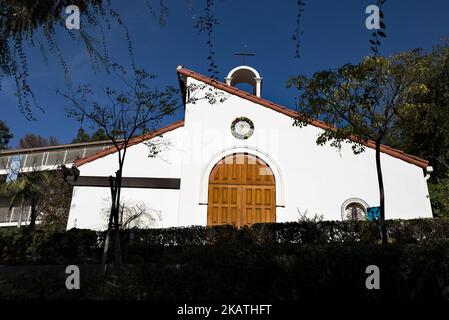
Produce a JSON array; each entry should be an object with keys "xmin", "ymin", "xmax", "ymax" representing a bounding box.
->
[
  {"xmin": 101, "ymin": 176, "xmax": 116, "ymax": 276},
  {"xmin": 100, "ymin": 169, "xmax": 124, "ymax": 276},
  {"xmin": 375, "ymin": 140, "xmax": 388, "ymax": 244},
  {"xmin": 29, "ymin": 194, "xmax": 36, "ymax": 229},
  {"xmin": 17, "ymin": 201, "xmax": 23, "ymax": 228},
  {"xmin": 113, "ymin": 207, "xmax": 123, "ymax": 268},
  {"xmin": 113, "ymin": 169, "xmax": 123, "ymax": 268}
]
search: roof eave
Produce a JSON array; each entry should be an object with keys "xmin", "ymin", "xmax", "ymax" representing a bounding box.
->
[{"xmin": 74, "ymin": 120, "xmax": 185, "ymax": 167}]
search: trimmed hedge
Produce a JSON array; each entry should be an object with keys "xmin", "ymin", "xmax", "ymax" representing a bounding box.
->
[
  {"xmin": 123, "ymin": 218, "xmax": 449, "ymax": 248},
  {"xmin": 0, "ymin": 228, "xmax": 101, "ymax": 265},
  {"xmin": 1, "ymin": 218, "xmax": 449, "ymax": 265}
]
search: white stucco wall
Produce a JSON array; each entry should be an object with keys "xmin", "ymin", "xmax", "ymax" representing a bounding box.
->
[
  {"xmin": 175, "ymin": 77, "xmax": 432, "ymax": 226},
  {"xmin": 67, "ymin": 186, "xmax": 179, "ymax": 230},
  {"xmin": 76, "ymin": 127, "xmax": 185, "ymax": 178},
  {"xmin": 67, "ymin": 76, "xmax": 433, "ymax": 230},
  {"xmin": 67, "ymin": 128, "xmax": 185, "ymax": 230}
]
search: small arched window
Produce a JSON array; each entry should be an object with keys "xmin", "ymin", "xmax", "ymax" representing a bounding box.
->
[{"xmin": 341, "ymin": 198, "xmax": 369, "ymax": 221}]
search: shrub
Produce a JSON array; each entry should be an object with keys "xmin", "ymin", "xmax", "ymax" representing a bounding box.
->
[{"xmin": 1, "ymin": 218, "xmax": 449, "ymax": 265}]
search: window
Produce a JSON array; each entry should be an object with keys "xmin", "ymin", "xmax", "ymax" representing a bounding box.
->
[
  {"xmin": 65, "ymin": 148, "xmax": 85, "ymax": 163},
  {"xmin": 46, "ymin": 150, "xmax": 66, "ymax": 166},
  {"xmin": 24, "ymin": 152, "xmax": 44, "ymax": 168},
  {"xmin": 0, "ymin": 206, "xmax": 31, "ymax": 224},
  {"xmin": 10, "ymin": 206, "xmax": 31, "ymax": 223},
  {"xmin": 84, "ymin": 146, "xmax": 105, "ymax": 157},
  {"xmin": 0, "ymin": 156, "xmax": 9, "ymax": 170},
  {"xmin": 0, "ymin": 197, "xmax": 10, "ymax": 222},
  {"xmin": 341, "ymin": 198, "xmax": 369, "ymax": 221}
]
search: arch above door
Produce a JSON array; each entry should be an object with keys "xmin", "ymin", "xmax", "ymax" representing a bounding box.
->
[{"xmin": 199, "ymin": 147, "xmax": 285, "ymax": 207}]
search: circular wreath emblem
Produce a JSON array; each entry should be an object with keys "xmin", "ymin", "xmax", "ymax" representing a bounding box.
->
[{"xmin": 231, "ymin": 117, "xmax": 254, "ymax": 140}]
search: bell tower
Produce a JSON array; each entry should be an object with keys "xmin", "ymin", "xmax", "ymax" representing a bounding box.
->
[{"xmin": 225, "ymin": 66, "xmax": 263, "ymax": 97}]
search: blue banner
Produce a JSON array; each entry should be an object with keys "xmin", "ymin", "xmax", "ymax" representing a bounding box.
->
[{"xmin": 6, "ymin": 155, "xmax": 21, "ymax": 182}]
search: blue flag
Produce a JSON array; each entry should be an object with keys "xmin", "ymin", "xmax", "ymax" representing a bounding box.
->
[{"xmin": 6, "ymin": 155, "xmax": 21, "ymax": 182}]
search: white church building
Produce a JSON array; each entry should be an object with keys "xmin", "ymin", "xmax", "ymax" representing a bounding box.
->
[{"xmin": 64, "ymin": 66, "xmax": 433, "ymax": 230}]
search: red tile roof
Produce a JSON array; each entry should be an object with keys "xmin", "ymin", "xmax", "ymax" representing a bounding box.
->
[
  {"xmin": 73, "ymin": 67, "xmax": 429, "ymax": 170},
  {"xmin": 177, "ymin": 67, "xmax": 429, "ymax": 169},
  {"xmin": 74, "ymin": 120, "xmax": 184, "ymax": 167}
]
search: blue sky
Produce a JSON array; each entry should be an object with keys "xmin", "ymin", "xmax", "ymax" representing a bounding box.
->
[{"xmin": 1, "ymin": 0, "xmax": 448, "ymax": 147}]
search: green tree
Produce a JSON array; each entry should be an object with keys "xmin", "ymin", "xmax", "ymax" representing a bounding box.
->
[
  {"xmin": 38, "ymin": 172, "xmax": 73, "ymax": 231},
  {"xmin": 384, "ymin": 44, "xmax": 449, "ymax": 217},
  {"xmin": 18, "ymin": 134, "xmax": 59, "ymax": 148},
  {"xmin": 72, "ymin": 128, "xmax": 91, "ymax": 143},
  {"xmin": 0, "ymin": 171, "xmax": 52, "ymax": 229},
  {"xmin": 288, "ymin": 52, "xmax": 431, "ymax": 243},
  {"xmin": 0, "ymin": 121, "xmax": 13, "ymax": 150},
  {"xmin": 0, "ymin": 1, "xmax": 106, "ymax": 118},
  {"xmin": 428, "ymin": 178, "xmax": 449, "ymax": 218},
  {"xmin": 91, "ymin": 128, "xmax": 108, "ymax": 141},
  {"xmin": 62, "ymin": 63, "xmax": 227, "ymax": 271},
  {"xmin": 72, "ymin": 127, "xmax": 109, "ymax": 143},
  {"xmin": 63, "ymin": 64, "xmax": 181, "ymax": 270},
  {"xmin": 0, "ymin": 0, "xmax": 178, "ymax": 119},
  {"xmin": 386, "ymin": 44, "xmax": 449, "ymax": 181}
]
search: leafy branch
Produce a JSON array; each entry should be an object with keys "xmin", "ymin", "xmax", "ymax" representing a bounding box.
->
[
  {"xmin": 192, "ymin": 0, "xmax": 220, "ymax": 79},
  {"xmin": 369, "ymin": 0, "xmax": 387, "ymax": 56},
  {"xmin": 292, "ymin": 0, "xmax": 306, "ymax": 60}
]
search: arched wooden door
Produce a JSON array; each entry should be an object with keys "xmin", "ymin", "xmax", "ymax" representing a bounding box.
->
[{"xmin": 207, "ymin": 153, "xmax": 276, "ymax": 228}]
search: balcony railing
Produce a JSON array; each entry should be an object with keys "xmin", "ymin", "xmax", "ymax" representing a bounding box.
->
[{"xmin": 0, "ymin": 143, "xmax": 114, "ymax": 172}]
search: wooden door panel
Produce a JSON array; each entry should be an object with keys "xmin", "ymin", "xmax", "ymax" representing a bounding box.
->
[
  {"xmin": 240, "ymin": 186, "xmax": 275, "ymax": 227},
  {"xmin": 208, "ymin": 184, "xmax": 240, "ymax": 226}
]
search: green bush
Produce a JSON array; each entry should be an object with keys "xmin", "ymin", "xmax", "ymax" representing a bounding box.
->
[
  {"xmin": 1, "ymin": 218, "xmax": 449, "ymax": 265},
  {"xmin": 128, "ymin": 218, "xmax": 449, "ymax": 247},
  {"xmin": 429, "ymin": 180, "xmax": 449, "ymax": 218},
  {"xmin": 0, "ymin": 228, "xmax": 102, "ymax": 265}
]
